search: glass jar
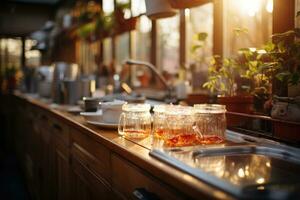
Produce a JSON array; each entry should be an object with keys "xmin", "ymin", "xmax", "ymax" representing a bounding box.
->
[
  {"xmin": 118, "ymin": 103, "xmax": 152, "ymax": 139},
  {"xmin": 153, "ymin": 104, "xmax": 170, "ymax": 139},
  {"xmin": 193, "ymin": 104, "xmax": 226, "ymax": 140},
  {"xmin": 164, "ymin": 105, "xmax": 195, "ymax": 139}
]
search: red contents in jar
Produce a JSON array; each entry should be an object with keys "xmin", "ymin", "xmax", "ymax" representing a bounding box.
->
[
  {"xmin": 164, "ymin": 134, "xmax": 224, "ymax": 147},
  {"xmin": 123, "ymin": 129, "xmax": 150, "ymax": 139},
  {"xmin": 154, "ymin": 129, "xmax": 164, "ymax": 138}
]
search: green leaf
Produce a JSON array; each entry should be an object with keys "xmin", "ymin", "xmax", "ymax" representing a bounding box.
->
[
  {"xmin": 197, "ymin": 32, "xmax": 208, "ymax": 41},
  {"xmin": 277, "ymin": 41, "xmax": 286, "ymax": 53},
  {"xmin": 289, "ymin": 72, "xmax": 300, "ymax": 85},
  {"xmin": 233, "ymin": 27, "xmax": 248, "ymax": 36},
  {"xmin": 238, "ymin": 48, "xmax": 250, "ymax": 52},
  {"xmin": 191, "ymin": 44, "xmax": 203, "ymax": 53},
  {"xmin": 263, "ymin": 42, "xmax": 275, "ymax": 52},
  {"xmin": 276, "ymin": 71, "xmax": 291, "ymax": 82}
]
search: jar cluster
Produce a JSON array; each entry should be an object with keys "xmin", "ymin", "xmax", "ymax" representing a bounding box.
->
[{"xmin": 118, "ymin": 103, "xmax": 226, "ymax": 147}]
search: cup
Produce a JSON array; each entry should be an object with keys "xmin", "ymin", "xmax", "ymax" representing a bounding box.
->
[
  {"xmin": 118, "ymin": 103, "xmax": 152, "ymax": 139},
  {"xmin": 83, "ymin": 97, "xmax": 101, "ymax": 112}
]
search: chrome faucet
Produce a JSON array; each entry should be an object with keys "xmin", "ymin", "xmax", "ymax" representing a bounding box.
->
[{"xmin": 124, "ymin": 59, "xmax": 175, "ymax": 103}]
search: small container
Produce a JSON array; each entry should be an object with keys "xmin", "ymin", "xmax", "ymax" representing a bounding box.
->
[
  {"xmin": 118, "ymin": 103, "xmax": 152, "ymax": 139},
  {"xmin": 164, "ymin": 105, "xmax": 194, "ymax": 139},
  {"xmin": 153, "ymin": 104, "xmax": 169, "ymax": 139},
  {"xmin": 83, "ymin": 97, "xmax": 101, "ymax": 112},
  {"xmin": 193, "ymin": 104, "xmax": 226, "ymax": 140}
]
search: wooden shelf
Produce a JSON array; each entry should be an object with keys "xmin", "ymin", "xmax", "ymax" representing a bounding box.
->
[
  {"xmin": 59, "ymin": 16, "xmax": 138, "ymax": 42},
  {"xmin": 226, "ymin": 111, "xmax": 300, "ymax": 145}
]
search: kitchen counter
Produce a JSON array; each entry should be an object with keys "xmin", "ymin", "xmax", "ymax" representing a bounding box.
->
[{"xmin": 9, "ymin": 92, "xmax": 234, "ymax": 200}]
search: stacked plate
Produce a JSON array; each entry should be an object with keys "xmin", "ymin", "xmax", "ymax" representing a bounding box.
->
[{"xmin": 80, "ymin": 100, "xmax": 125, "ymax": 129}]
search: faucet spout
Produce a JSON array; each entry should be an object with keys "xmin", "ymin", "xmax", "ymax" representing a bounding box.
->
[{"xmin": 124, "ymin": 59, "xmax": 174, "ymax": 102}]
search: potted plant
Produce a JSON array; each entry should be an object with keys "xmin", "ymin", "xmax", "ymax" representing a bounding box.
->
[
  {"xmin": 263, "ymin": 28, "xmax": 300, "ymax": 122},
  {"xmin": 203, "ymin": 54, "xmax": 255, "ymax": 114},
  {"xmin": 236, "ymin": 46, "xmax": 278, "ymax": 114}
]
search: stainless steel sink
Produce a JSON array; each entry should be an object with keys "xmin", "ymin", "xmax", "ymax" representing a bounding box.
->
[{"xmin": 150, "ymin": 130, "xmax": 300, "ymax": 199}]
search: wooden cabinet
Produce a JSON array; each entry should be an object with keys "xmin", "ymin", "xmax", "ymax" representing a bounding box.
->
[
  {"xmin": 70, "ymin": 148, "xmax": 112, "ymax": 200},
  {"xmin": 52, "ymin": 140, "xmax": 70, "ymax": 200},
  {"xmin": 50, "ymin": 118, "xmax": 71, "ymax": 200},
  {"xmin": 111, "ymin": 154, "xmax": 185, "ymax": 200},
  {"xmin": 70, "ymin": 128, "xmax": 114, "ymax": 200},
  {"xmin": 10, "ymin": 95, "xmax": 207, "ymax": 200},
  {"xmin": 37, "ymin": 112, "xmax": 53, "ymax": 200}
]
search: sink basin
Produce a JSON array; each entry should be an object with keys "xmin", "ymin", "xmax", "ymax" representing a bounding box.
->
[{"xmin": 150, "ymin": 130, "xmax": 300, "ymax": 199}]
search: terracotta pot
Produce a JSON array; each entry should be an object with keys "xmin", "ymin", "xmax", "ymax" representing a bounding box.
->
[
  {"xmin": 145, "ymin": 0, "xmax": 177, "ymax": 20},
  {"xmin": 186, "ymin": 93, "xmax": 211, "ymax": 105},
  {"xmin": 288, "ymin": 83, "xmax": 300, "ymax": 97},
  {"xmin": 218, "ymin": 95, "xmax": 254, "ymax": 114},
  {"xmin": 168, "ymin": 0, "xmax": 211, "ymax": 9}
]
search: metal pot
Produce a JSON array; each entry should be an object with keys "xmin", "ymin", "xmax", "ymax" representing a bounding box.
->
[
  {"xmin": 37, "ymin": 66, "xmax": 53, "ymax": 98},
  {"xmin": 52, "ymin": 62, "xmax": 79, "ymax": 103},
  {"xmin": 61, "ymin": 80, "xmax": 81, "ymax": 105}
]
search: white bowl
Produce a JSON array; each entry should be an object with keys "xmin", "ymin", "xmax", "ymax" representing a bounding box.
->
[
  {"xmin": 101, "ymin": 100, "xmax": 126, "ymax": 124},
  {"xmin": 80, "ymin": 110, "xmax": 102, "ymax": 122}
]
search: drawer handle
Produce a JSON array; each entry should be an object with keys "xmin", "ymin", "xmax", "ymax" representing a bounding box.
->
[
  {"xmin": 53, "ymin": 124, "xmax": 63, "ymax": 132},
  {"xmin": 133, "ymin": 188, "xmax": 160, "ymax": 200}
]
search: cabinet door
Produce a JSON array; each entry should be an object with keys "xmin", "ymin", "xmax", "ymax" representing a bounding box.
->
[
  {"xmin": 70, "ymin": 155, "xmax": 113, "ymax": 200},
  {"xmin": 112, "ymin": 154, "xmax": 186, "ymax": 200},
  {"xmin": 39, "ymin": 113, "xmax": 53, "ymax": 200},
  {"xmin": 52, "ymin": 139, "xmax": 70, "ymax": 200}
]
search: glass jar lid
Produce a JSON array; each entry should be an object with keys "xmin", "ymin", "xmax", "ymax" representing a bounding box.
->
[
  {"xmin": 193, "ymin": 104, "xmax": 226, "ymax": 114},
  {"xmin": 165, "ymin": 105, "xmax": 193, "ymax": 116},
  {"xmin": 153, "ymin": 104, "xmax": 173, "ymax": 113},
  {"xmin": 122, "ymin": 103, "xmax": 151, "ymax": 112}
]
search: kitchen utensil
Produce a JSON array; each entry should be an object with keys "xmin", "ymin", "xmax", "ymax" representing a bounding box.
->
[
  {"xmin": 145, "ymin": 0, "xmax": 177, "ymax": 19},
  {"xmin": 37, "ymin": 65, "xmax": 54, "ymax": 98},
  {"xmin": 83, "ymin": 97, "xmax": 101, "ymax": 112},
  {"xmin": 62, "ymin": 80, "xmax": 81, "ymax": 105},
  {"xmin": 52, "ymin": 62, "xmax": 79, "ymax": 103}
]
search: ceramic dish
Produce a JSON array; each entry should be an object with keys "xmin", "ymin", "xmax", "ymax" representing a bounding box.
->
[
  {"xmin": 101, "ymin": 100, "xmax": 126, "ymax": 124},
  {"xmin": 86, "ymin": 120, "xmax": 118, "ymax": 129},
  {"xmin": 80, "ymin": 110, "xmax": 103, "ymax": 122}
]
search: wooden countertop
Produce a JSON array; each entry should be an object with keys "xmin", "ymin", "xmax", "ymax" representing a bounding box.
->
[{"xmin": 14, "ymin": 92, "xmax": 234, "ymax": 200}]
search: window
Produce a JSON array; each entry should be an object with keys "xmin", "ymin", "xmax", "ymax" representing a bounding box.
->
[
  {"xmin": 296, "ymin": 0, "xmax": 300, "ymax": 28},
  {"xmin": 223, "ymin": 0, "xmax": 273, "ymax": 56},
  {"xmin": 103, "ymin": 38, "xmax": 112, "ymax": 66},
  {"xmin": 157, "ymin": 14, "xmax": 180, "ymax": 74},
  {"xmin": 25, "ymin": 40, "xmax": 41, "ymax": 67},
  {"xmin": 133, "ymin": 15, "xmax": 151, "ymax": 62},
  {"xmin": 186, "ymin": 3, "xmax": 213, "ymax": 65},
  {"xmin": 186, "ymin": 3, "xmax": 213, "ymax": 90},
  {"xmin": 115, "ymin": 32, "xmax": 130, "ymax": 72},
  {"xmin": 0, "ymin": 38, "xmax": 22, "ymax": 69},
  {"xmin": 78, "ymin": 40, "xmax": 98, "ymax": 75}
]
